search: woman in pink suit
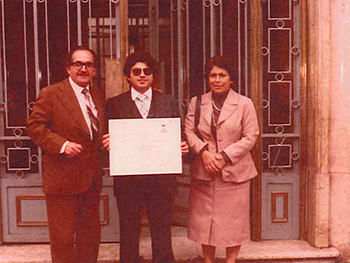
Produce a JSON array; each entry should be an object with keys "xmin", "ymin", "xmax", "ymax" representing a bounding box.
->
[{"xmin": 185, "ymin": 56, "xmax": 259, "ymax": 263}]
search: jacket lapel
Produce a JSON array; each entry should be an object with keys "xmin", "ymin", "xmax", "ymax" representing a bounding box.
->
[
  {"xmin": 56, "ymin": 79, "xmax": 91, "ymax": 137},
  {"xmin": 122, "ymin": 91, "xmax": 142, "ymax": 118},
  {"xmin": 201, "ymin": 92, "xmax": 213, "ymax": 126},
  {"xmin": 148, "ymin": 91, "xmax": 157, "ymax": 118},
  {"xmin": 217, "ymin": 89, "xmax": 239, "ymax": 125}
]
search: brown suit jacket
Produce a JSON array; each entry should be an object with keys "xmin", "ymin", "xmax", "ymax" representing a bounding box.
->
[
  {"xmin": 185, "ymin": 89, "xmax": 259, "ymax": 182},
  {"xmin": 26, "ymin": 78, "xmax": 105, "ymax": 195}
]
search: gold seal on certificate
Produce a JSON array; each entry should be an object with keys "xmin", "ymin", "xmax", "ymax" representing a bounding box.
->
[{"xmin": 109, "ymin": 118, "xmax": 182, "ymax": 176}]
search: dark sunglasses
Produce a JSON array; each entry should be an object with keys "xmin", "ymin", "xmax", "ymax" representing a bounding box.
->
[
  {"xmin": 131, "ymin": 67, "xmax": 153, "ymax": 76},
  {"xmin": 71, "ymin": 61, "xmax": 94, "ymax": 69}
]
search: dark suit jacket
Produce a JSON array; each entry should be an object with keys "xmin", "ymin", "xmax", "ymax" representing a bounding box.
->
[
  {"xmin": 105, "ymin": 90, "xmax": 180, "ymax": 196},
  {"xmin": 26, "ymin": 78, "xmax": 105, "ymax": 195}
]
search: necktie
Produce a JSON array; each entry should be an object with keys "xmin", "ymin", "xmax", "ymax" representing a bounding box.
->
[
  {"xmin": 82, "ymin": 88, "xmax": 99, "ymax": 139},
  {"xmin": 136, "ymin": 94, "xmax": 149, "ymax": 119}
]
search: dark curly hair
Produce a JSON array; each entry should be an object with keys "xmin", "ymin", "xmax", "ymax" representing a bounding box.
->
[
  {"xmin": 204, "ymin": 55, "xmax": 235, "ymax": 82},
  {"xmin": 123, "ymin": 52, "xmax": 159, "ymax": 79}
]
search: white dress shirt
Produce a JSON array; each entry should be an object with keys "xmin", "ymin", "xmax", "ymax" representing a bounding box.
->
[{"xmin": 131, "ymin": 87, "xmax": 152, "ymax": 119}]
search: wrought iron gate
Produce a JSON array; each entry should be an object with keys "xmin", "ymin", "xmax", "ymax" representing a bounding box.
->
[
  {"xmin": 0, "ymin": 0, "xmax": 305, "ymax": 243},
  {"xmin": 260, "ymin": 0, "xmax": 305, "ymax": 239},
  {"xmin": 0, "ymin": 0, "xmax": 122, "ymax": 243}
]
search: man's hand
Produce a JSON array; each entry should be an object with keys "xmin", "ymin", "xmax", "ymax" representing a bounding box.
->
[
  {"xmin": 64, "ymin": 142, "xmax": 83, "ymax": 158},
  {"xmin": 102, "ymin": 134, "xmax": 110, "ymax": 151},
  {"xmin": 181, "ymin": 141, "xmax": 189, "ymax": 155}
]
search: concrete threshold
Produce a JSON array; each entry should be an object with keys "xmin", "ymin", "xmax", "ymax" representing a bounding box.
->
[{"xmin": 0, "ymin": 227, "xmax": 340, "ymax": 263}]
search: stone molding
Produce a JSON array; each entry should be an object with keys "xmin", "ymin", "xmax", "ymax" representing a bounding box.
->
[
  {"xmin": 328, "ymin": 1, "xmax": 350, "ymax": 261},
  {"xmin": 307, "ymin": 0, "xmax": 331, "ymax": 248}
]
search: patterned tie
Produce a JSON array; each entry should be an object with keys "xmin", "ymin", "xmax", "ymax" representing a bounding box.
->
[
  {"xmin": 82, "ymin": 88, "xmax": 99, "ymax": 139},
  {"xmin": 136, "ymin": 94, "xmax": 149, "ymax": 119}
]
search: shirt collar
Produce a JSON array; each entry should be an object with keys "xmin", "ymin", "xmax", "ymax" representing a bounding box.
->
[
  {"xmin": 131, "ymin": 87, "xmax": 152, "ymax": 101},
  {"xmin": 69, "ymin": 77, "xmax": 90, "ymax": 96}
]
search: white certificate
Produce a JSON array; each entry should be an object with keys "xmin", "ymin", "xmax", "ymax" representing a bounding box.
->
[{"xmin": 109, "ymin": 118, "xmax": 182, "ymax": 176}]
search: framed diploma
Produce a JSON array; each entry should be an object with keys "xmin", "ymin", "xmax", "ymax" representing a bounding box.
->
[{"xmin": 109, "ymin": 118, "xmax": 182, "ymax": 176}]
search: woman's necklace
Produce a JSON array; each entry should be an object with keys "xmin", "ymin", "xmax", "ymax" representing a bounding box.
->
[
  {"xmin": 211, "ymin": 100, "xmax": 222, "ymax": 128},
  {"xmin": 212, "ymin": 111, "xmax": 218, "ymax": 127},
  {"xmin": 212, "ymin": 100, "xmax": 222, "ymax": 112}
]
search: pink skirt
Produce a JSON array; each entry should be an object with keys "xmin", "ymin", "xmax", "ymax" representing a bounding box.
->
[{"xmin": 188, "ymin": 175, "xmax": 251, "ymax": 247}]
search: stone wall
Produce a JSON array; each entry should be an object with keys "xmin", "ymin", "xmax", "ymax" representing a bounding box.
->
[{"xmin": 308, "ymin": 1, "xmax": 350, "ymax": 262}]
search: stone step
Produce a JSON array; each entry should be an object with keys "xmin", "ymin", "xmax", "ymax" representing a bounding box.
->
[
  {"xmin": 0, "ymin": 226, "xmax": 340, "ymax": 263},
  {"xmin": 0, "ymin": 238, "xmax": 339, "ymax": 263}
]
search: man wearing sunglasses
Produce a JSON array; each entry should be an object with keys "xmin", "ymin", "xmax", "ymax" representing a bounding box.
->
[
  {"xmin": 26, "ymin": 46, "xmax": 105, "ymax": 263},
  {"xmin": 102, "ymin": 52, "xmax": 189, "ymax": 263}
]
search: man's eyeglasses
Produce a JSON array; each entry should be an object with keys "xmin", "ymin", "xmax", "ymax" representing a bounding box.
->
[
  {"xmin": 71, "ymin": 62, "xmax": 94, "ymax": 69},
  {"xmin": 131, "ymin": 68, "xmax": 153, "ymax": 76}
]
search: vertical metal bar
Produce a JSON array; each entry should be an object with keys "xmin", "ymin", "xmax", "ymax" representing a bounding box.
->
[
  {"xmin": 77, "ymin": 0, "xmax": 82, "ymax": 45},
  {"xmin": 23, "ymin": 0, "xmax": 29, "ymax": 119},
  {"xmin": 170, "ymin": 0, "xmax": 175, "ymax": 96},
  {"xmin": 0, "ymin": 0, "xmax": 6, "ymax": 241},
  {"xmin": 140, "ymin": 18, "xmax": 144, "ymax": 52},
  {"xmin": 177, "ymin": 0, "xmax": 183, "ymax": 117},
  {"xmin": 202, "ymin": 1, "xmax": 206, "ymax": 93},
  {"xmin": 0, "ymin": 0, "xmax": 3, "ymax": 235},
  {"xmin": 149, "ymin": 0, "xmax": 159, "ymax": 59},
  {"xmin": 293, "ymin": 0, "xmax": 301, "ymax": 170},
  {"xmin": 67, "ymin": 0, "xmax": 71, "ymax": 51},
  {"xmin": 0, "ymin": 5, "xmax": 3, "ymax": 109},
  {"xmin": 33, "ymin": 0, "xmax": 43, "ymax": 176},
  {"xmin": 96, "ymin": 18, "xmax": 101, "ymax": 77},
  {"xmin": 220, "ymin": 0, "xmax": 223, "ymax": 55},
  {"xmin": 0, "ymin": 57, "xmax": 3, "ymax": 128},
  {"xmin": 294, "ymin": 1, "xmax": 301, "ymax": 127},
  {"xmin": 88, "ymin": 0, "xmax": 92, "ymax": 48},
  {"xmin": 161, "ymin": 61, "xmax": 165, "ymax": 92},
  {"xmin": 1, "ymin": 0, "xmax": 7, "ymax": 128},
  {"xmin": 0, "ymin": 2, "xmax": 3, "ymax": 243},
  {"xmin": 45, "ymin": 0, "xmax": 51, "ymax": 85},
  {"xmin": 109, "ymin": 0, "xmax": 113, "ymax": 58},
  {"xmin": 244, "ymin": 1, "xmax": 248, "ymax": 96},
  {"xmin": 115, "ymin": 1, "xmax": 121, "ymax": 59},
  {"xmin": 2, "ymin": 0, "xmax": 7, "ymax": 127},
  {"xmin": 0, "ymin": 64, "xmax": 2, "ymax": 245},
  {"xmin": 33, "ymin": 0, "xmax": 40, "ymax": 96},
  {"xmin": 298, "ymin": 0, "xmax": 308, "ymax": 240},
  {"xmin": 186, "ymin": 0, "xmax": 190, "ymax": 102},
  {"xmin": 210, "ymin": 0, "xmax": 215, "ymax": 57},
  {"xmin": 237, "ymin": 0, "xmax": 241, "ymax": 94},
  {"xmin": 102, "ymin": 18, "xmax": 106, "ymax": 71}
]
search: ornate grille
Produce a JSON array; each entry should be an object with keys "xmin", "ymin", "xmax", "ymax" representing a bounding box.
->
[
  {"xmin": 0, "ymin": 0, "xmax": 304, "ymax": 241},
  {"xmin": 261, "ymin": 0, "xmax": 301, "ymax": 239}
]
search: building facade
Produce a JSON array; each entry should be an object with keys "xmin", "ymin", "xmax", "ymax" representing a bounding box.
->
[{"xmin": 0, "ymin": 0, "xmax": 350, "ymax": 262}]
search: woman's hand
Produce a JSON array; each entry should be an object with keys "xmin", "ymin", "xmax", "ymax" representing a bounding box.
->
[
  {"xmin": 214, "ymin": 153, "xmax": 226, "ymax": 170},
  {"xmin": 181, "ymin": 141, "xmax": 189, "ymax": 155},
  {"xmin": 102, "ymin": 134, "xmax": 110, "ymax": 151},
  {"xmin": 202, "ymin": 150, "xmax": 226, "ymax": 174}
]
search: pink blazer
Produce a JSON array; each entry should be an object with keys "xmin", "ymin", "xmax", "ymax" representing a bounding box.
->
[{"xmin": 184, "ymin": 89, "xmax": 259, "ymax": 182}]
